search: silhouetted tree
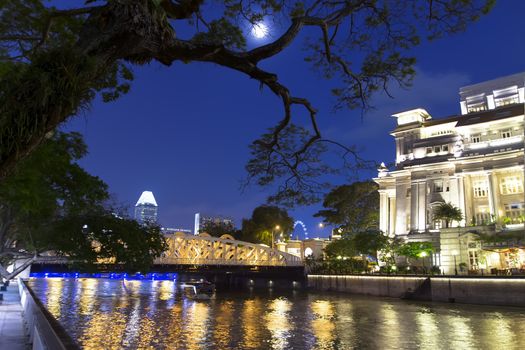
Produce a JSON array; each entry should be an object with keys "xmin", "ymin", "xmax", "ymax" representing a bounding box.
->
[{"xmin": 0, "ymin": 1, "xmax": 494, "ymax": 205}]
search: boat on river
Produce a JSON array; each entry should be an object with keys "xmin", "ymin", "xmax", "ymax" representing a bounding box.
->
[{"xmin": 180, "ymin": 280, "xmax": 215, "ymax": 300}]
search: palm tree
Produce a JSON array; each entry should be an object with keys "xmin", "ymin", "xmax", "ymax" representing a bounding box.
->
[{"xmin": 433, "ymin": 202, "xmax": 463, "ymax": 228}]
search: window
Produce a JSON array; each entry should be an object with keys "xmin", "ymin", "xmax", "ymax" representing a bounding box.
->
[
  {"xmin": 470, "ymin": 134, "xmax": 481, "ymax": 143},
  {"xmin": 495, "ymin": 95, "xmax": 519, "ymax": 107},
  {"xmin": 473, "ymin": 181, "xmax": 488, "ymax": 198},
  {"xmin": 433, "ymin": 220, "xmax": 442, "ymax": 230},
  {"xmin": 426, "ymin": 147, "xmax": 432, "ymax": 154},
  {"xmin": 442, "ymin": 145, "xmax": 449, "ymax": 153},
  {"xmin": 467, "ymin": 103, "xmax": 487, "ymax": 113},
  {"xmin": 468, "ymin": 251, "xmax": 479, "ymax": 268},
  {"xmin": 434, "ymin": 146, "xmax": 441, "ymax": 153},
  {"xmin": 434, "ymin": 180, "xmax": 443, "ymax": 193},
  {"xmin": 500, "ymin": 176, "xmax": 524, "ymax": 195},
  {"xmin": 406, "ymin": 188, "xmax": 411, "ymax": 197},
  {"xmin": 501, "ymin": 129, "xmax": 512, "ymax": 139},
  {"xmin": 504, "ymin": 203, "xmax": 525, "ymax": 223},
  {"xmin": 406, "ymin": 214, "xmax": 411, "ymax": 231}
]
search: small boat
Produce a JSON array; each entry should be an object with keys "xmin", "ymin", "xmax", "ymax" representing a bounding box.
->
[{"xmin": 180, "ymin": 280, "xmax": 215, "ymax": 300}]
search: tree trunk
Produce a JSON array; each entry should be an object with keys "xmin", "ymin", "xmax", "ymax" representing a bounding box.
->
[{"xmin": 0, "ymin": 256, "xmax": 36, "ymax": 282}]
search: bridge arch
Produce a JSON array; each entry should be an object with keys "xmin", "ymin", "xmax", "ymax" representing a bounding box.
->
[{"xmin": 157, "ymin": 233, "xmax": 303, "ymax": 267}]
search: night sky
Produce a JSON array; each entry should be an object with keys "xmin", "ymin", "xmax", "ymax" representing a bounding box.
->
[{"xmin": 61, "ymin": 1, "xmax": 525, "ymax": 238}]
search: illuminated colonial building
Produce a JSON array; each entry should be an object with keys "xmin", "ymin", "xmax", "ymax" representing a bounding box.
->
[{"xmin": 374, "ymin": 72, "xmax": 525, "ymax": 274}]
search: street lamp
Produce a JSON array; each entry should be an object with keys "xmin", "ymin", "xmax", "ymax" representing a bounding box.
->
[
  {"xmin": 419, "ymin": 251, "xmax": 428, "ymax": 274},
  {"xmin": 452, "ymin": 249, "xmax": 459, "ymax": 275},
  {"xmin": 271, "ymin": 225, "xmax": 280, "ymax": 249}
]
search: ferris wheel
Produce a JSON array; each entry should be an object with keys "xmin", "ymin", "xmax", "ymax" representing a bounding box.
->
[{"xmin": 293, "ymin": 221, "xmax": 309, "ymax": 240}]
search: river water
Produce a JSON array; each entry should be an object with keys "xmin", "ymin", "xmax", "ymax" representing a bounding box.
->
[{"xmin": 28, "ymin": 278, "xmax": 525, "ymax": 350}]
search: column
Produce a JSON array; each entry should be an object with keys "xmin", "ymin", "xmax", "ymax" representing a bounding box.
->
[
  {"xmin": 463, "ymin": 175, "xmax": 473, "ymax": 225},
  {"xmin": 379, "ymin": 191, "xmax": 389, "ymax": 234},
  {"xmin": 486, "ymin": 172, "xmax": 496, "ymax": 218},
  {"xmin": 410, "ymin": 183, "xmax": 418, "ymax": 231},
  {"xmin": 388, "ymin": 196, "xmax": 396, "ymax": 237},
  {"xmin": 417, "ymin": 181, "xmax": 427, "ymax": 232},
  {"xmin": 457, "ymin": 176, "xmax": 466, "ymax": 226}
]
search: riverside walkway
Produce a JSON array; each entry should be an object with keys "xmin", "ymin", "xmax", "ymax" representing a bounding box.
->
[{"xmin": 0, "ymin": 281, "xmax": 29, "ymax": 349}]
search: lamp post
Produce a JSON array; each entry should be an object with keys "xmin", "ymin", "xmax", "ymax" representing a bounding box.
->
[
  {"xmin": 271, "ymin": 225, "xmax": 280, "ymax": 249},
  {"xmin": 452, "ymin": 249, "xmax": 459, "ymax": 276}
]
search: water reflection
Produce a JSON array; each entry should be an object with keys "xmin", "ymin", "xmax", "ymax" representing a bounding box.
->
[
  {"xmin": 265, "ymin": 298, "xmax": 292, "ymax": 350},
  {"xmin": 310, "ymin": 300, "xmax": 335, "ymax": 349},
  {"xmin": 27, "ymin": 278, "xmax": 525, "ymax": 350}
]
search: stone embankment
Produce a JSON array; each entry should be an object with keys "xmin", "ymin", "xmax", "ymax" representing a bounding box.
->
[{"xmin": 308, "ymin": 274, "xmax": 525, "ymax": 307}]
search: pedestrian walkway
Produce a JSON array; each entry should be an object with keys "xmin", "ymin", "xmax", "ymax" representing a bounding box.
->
[{"xmin": 0, "ymin": 281, "xmax": 30, "ymax": 350}]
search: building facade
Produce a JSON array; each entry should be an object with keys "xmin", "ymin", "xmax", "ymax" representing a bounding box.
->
[
  {"xmin": 374, "ymin": 72, "xmax": 525, "ymax": 274},
  {"xmin": 194, "ymin": 213, "xmax": 234, "ymax": 235},
  {"xmin": 134, "ymin": 191, "xmax": 158, "ymax": 225}
]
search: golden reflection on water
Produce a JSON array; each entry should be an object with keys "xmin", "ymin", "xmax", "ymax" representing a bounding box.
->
[
  {"xmin": 264, "ymin": 298, "xmax": 292, "ymax": 350},
  {"xmin": 415, "ymin": 308, "xmax": 439, "ymax": 349},
  {"xmin": 241, "ymin": 299, "xmax": 263, "ymax": 349},
  {"xmin": 183, "ymin": 301, "xmax": 210, "ymax": 350},
  {"xmin": 79, "ymin": 306, "xmax": 128, "ymax": 350},
  {"xmin": 78, "ymin": 278, "xmax": 98, "ymax": 316},
  {"xmin": 378, "ymin": 303, "xmax": 401, "ymax": 347},
  {"xmin": 213, "ymin": 301, "xmax": 234, "ymax": 349},
  {"xmin": 157, "ymin": 280, "xmax": 174, "ymax": 301},
  {"xmin": 480, "ymin": 313, "xmax": 517, "ymax": 349},
  {"xmin": 45, "ymin": 278, "xmax": 64, "ymax": 318},
  {"xmin": 445, "ymin": 313, "xmax": 475, "ymax": 350},
  {"xmin": 310, "ymin": 300, "xmax": 335, "ymax": 349}
]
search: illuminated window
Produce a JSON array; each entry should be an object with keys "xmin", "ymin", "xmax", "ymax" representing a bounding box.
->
[
  {"xmin": 467, "ymin": 103, "xmax": 487, "ymax": 113},
  {"xmin": 494, "ymin": 86, "xmax": 519, "ymax": 107},
  {"xmin": 473, "ymin": 181, "xmax": 488, "ymax": 197},
  {"xmin": 468, "ymin": 251, "xmax": 479, "ymax": 268},
  {"xmin": 504, "ymin": 203, "xmax": 525, "ymax": 222},
  {"xmin": 433, "ymin": 220, "xmax": 442, "ymax": 230},
  {"xmin": 495, "ymin": 95, "xmax": 519, "ymax": 107},
  {"xmin": 470, "ymin": 134, "xmax": 481, "ymax": 143},
  {"xmin": 433, "ymin": 180, "xmax": 443, "ymax": 193},
  {"xmin": 500, "ymin": 129, "xmax": 512, "ymax": 139},
  {"xmin": 500, "ymin": 176, "xmax": 524, "ymax": 195},
  {"xmin": 475, "ymin": 206, "xmax": 490, "ymax": 225}
]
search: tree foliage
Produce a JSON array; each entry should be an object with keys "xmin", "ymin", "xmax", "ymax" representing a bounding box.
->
[
  {"xmin": 433, "ymin": 202, "xmax": 463, "ymax": 228},
  {"xmin": 0, "ymin": 0, "xmax": 494, "ymax": 205},
  {"xmin": 239, "ymin": 205, "xmax": 294, "ymax": 245},
  {"xmin": 314, "ymin": 181, "xmax": 379, "ymax": 232},
  {"xmin": 396, "ymin": 241, "xmax": 433, "ymax": 260},
  {"xmin": 0, "ymin": 131, "xmax": 166, "ymax": 280},
  {"xmin": 200, "ymin": 219, "xmax": 236, "ymax": 238}
]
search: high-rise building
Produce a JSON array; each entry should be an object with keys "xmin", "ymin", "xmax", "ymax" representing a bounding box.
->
[
  {"xmin": 374, "ymin": 72, "xmax": 525, "ymax": 274},
  {"xmin": 134, "ymin": 191, "xmax": 158, "ymax": 225},
  {"xmin": 194, "ymin": 213, "xmax": 234, "ymax": 235}
]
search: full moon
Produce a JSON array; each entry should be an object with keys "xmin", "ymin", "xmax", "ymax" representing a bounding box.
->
[{"xmin": 251, "ymin": 23, "xmax": 269, "ymax": 39}]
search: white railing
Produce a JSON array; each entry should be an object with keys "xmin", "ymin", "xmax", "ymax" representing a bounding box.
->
[{"xmin": 18, "ymin": 279, "xmax": 76, "ymax": 349}]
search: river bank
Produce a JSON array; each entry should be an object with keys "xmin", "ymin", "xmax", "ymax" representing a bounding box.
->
[{"xmin": 307, "ymin": 274, "xmax": 525, "ymax": 307}]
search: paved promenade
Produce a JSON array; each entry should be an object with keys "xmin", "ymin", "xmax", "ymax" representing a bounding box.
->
[{"xmin": 0, "ymin": 281, "xmax": 30, "ymax": 350}]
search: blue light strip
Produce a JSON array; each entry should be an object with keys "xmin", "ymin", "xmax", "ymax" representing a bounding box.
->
[{"xmin": 30, "ymin": 272, "xmax": 179, "ymax": 281}]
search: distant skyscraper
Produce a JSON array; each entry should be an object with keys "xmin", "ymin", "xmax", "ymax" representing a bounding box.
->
[
  {"xmin": 194, "ymin": 213, "xmax": 234, "ymax": 235},
  {"xmin": 134, "ymin": 191, "xmax": 158, "ymax": 225}
]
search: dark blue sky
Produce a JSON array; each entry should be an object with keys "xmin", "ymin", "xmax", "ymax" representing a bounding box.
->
[{"xmin": 63, "ymin": 1, "xmax": 525, "ymax": 238}]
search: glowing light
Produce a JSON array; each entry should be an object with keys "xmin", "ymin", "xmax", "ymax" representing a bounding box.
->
[{"xmin": 252, "ymin": 22, "xmax": 269, "ymax": 39}]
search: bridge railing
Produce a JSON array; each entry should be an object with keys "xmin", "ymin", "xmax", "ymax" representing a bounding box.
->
[{"xmin": 155, "ymin": 257, "xmax": 303, "ymax": 267}]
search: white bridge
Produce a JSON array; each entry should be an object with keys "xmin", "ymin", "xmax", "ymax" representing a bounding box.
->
[{"xmin": 155, "ymin": 232, "xmax": 303, "ymax": 267}]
